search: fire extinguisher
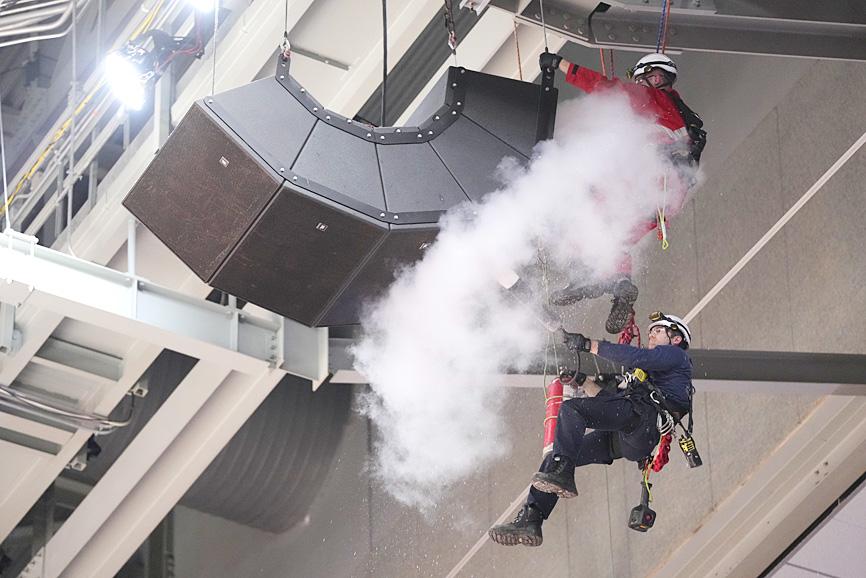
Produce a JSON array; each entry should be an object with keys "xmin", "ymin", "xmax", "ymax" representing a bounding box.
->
[{"xmin": 542, "ymin": 370, "xmax": 584, "ymax": 456}]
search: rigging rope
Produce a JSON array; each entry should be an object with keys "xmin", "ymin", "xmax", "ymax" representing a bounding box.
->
[
  {"xmin": 654, "ymin": 0, "xmax": 669, "ymax": 53},
  {"xmin": 512, "ymin": 20, "xmax": 523, "ymax": 81},
  {"xmin": 381, "ymin": 0, "xmax": 388, "ymax": 126},
  {"xmin": 0, "ymin": 85, "xmax": 10, "ymax": 232},
  {"xmin": 211, "ymin": 0, "xmax": 219, "ymax": 95},
  {"xmin": 67, "ymin": 0, "xmax": 78, "ymax": 254},
  {"xmin": 538, "ymin": 0, "xmax": 549, "ymax": 51},
  {"xmin": 661, "ymin": 0, "xmax": 673, "ymax": 52}
]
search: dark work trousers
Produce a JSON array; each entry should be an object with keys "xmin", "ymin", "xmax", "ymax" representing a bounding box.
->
[{"xmin": 527, "ymin": 392, "xmax": 659, "ymax": 518}]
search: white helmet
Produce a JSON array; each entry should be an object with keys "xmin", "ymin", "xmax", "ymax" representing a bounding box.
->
[
  {"xmin": 628, "ymin": 53, "xmax": 677, "ymax": 82},
  {"xmin": 648, "ymin": 311, "xmax": 691, "ymax": 348}
]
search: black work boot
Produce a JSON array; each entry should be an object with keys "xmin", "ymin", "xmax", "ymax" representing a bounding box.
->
[
  {"xmin": 606, "ymin": 278, "xmax": 639, "ymax": 334},
  {"xmin": 549, "ymin": 282, "xmax": 609, "ymax": 307},
  {"xmin": 531, "ymin": 455, "xmax": 578, "ymax": 498},
  {"xmin": 488, "ymin": 504, "xmax": 544, "ymax": 547}
]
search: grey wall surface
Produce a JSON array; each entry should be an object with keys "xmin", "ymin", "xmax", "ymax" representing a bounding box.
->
[
  {"xmin": 172, "ymin": 54, "xmax": 866, "ymax": 577},
  {"xmin": 768, "ymin": 481, "xmax": 866, "ymax": 577}
]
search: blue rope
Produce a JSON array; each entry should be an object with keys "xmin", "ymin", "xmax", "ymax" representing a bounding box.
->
[{"xmin": 654, "ymin": 0, "xmax": 668, "ymax": 52}]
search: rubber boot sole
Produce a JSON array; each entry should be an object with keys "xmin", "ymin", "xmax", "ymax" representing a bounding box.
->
[
  {"xmin": 550, "ymin": 283, "xmax": 607, "ymax": 307},
  {"xmin": 531, "ymin": 473, "xmax": 579, "ymax": 499},
  {"xmin": 606, "ymin": 280, "xmax": 639, "ymax": 334},
  {"xmin": 488, "ymin": 526, "xmax": 543, "ymax": 547}
]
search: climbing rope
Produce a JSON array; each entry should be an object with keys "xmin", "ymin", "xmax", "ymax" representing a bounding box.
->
[
  {"xmin": 618, "ymin": 311, "xmax": 641, "ymax": 346},
  {"xmin": 661, "ymin": 0, "xmax": 673, "ymax": 52},
  {"xmin": 642, "ymin": 461, "xmax": 653, "ymax": 502},
  {"xmin": 654, "ymin": 0, "xmax": 671, "ymax": 53},
  {"xmin": 657, "ymin": 171, "xmax": 669, "ymax": 249},
  {"xmin": 536, "ymin": 245, "xmax": 561, "ymax": 374}
]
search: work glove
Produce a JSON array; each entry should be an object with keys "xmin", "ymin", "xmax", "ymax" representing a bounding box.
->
[
  {"xmin": 539, "ymin": 51, "xmax": 562, "ymax": 71},
  {"xmin": 556, "ymin": 329, "xmax": 591, "ymax": 353}
]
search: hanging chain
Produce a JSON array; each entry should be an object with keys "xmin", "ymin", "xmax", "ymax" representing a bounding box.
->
[
  {"xmin": 443, "ymin": 0, "xmax": 458, "ymax": 61},
  {"xmin": 281, "ymin": 0, "xmax": 291, "ymax": 61}
]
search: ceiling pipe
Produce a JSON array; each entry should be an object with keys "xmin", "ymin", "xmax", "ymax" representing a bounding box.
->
[
  {"xmin": 0, "ymin": 0, "xmax": 87, "ymax": 40},
  {"xmin": 0, "ymin": 3, "xmax": 70, "ymax": 29},
  {"xmin": 0, "ymin": 0, "xmax": 70, "ymax": 19}
]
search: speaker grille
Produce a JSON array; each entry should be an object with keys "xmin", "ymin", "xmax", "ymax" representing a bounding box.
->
[
  {"xmin": 319, "ymin": 225, "xmax": 439, "ymax": 327},
  {"xmin": 124, "ymin": 104, "xmax": 282, "ymax": 281},
  {"xmin": 212, "ymin": 183, "xmax": 388, "ymax": 326}
]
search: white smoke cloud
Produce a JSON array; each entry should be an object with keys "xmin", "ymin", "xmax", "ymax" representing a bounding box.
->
[{"xmin": 352, "ymin": 91, "xmax": 691, "ymax": 510}]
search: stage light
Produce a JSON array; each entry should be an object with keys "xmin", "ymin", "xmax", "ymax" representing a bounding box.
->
[
  {"xmin": 187, "ymin": 0, "xmax": 216, "ymax": 13},
  {"xmin": 104, "ymin": 50, "xmax": 150, "ymax": 110}
]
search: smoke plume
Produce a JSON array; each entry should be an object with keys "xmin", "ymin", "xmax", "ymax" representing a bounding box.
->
[{"xmin": 352, "ymin": 91, "xmax": 692, "ymax": 510}]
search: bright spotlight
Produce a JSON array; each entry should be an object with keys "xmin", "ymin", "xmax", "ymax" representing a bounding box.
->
[
  {"xmin": 187, "ymin": 0, "xmax": 216, "ymax": 12},
  {"xmin": 104, "ymin": 51, "xmax": 148, "ymax": 110}
]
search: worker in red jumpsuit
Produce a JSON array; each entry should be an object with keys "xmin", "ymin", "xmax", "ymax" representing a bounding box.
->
[{"xmin": 539, "ymin": 51, "xmax": 706, "ymax": 334}]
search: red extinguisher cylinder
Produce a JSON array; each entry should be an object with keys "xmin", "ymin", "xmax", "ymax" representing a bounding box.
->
[{"xmin": 543, "ymin": 378, "xmax": 564, "ymax": 456}]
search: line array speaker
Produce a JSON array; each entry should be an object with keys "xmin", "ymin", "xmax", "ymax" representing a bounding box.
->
[{"xmin": 124, "ymin": 58, "xmax": 557, "ymax": 326}]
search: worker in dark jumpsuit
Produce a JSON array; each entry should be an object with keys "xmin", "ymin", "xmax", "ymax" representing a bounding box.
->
[{"xmin": 489, "ymin": 312, "xmax": 693, "ymax": 547}]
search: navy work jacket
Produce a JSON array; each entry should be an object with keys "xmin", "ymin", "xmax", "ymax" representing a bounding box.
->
[{"xmin": 596, "ymin": 341, "xmax": 693, "ymax": 411}]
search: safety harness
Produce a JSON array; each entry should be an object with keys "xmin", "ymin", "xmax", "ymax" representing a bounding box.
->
[
  {"xmin": 622, "ymin": 367, "xmax": 702, "ymax": 531},
  {"xmin": 666, "ymin": 92, "xmax": 707, "ymax": 165}
]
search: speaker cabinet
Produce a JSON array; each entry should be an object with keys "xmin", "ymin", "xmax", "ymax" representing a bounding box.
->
[{"xmin": 124, "ymin": 59, "xmax": 557, "ymax": 326}]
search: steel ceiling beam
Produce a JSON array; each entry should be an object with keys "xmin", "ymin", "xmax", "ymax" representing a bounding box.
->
[
  {"xmin": 0, "ymin": 340, "xmax": 158, "ymax": 543},
  {"xmin": 327, "ymin": 337, "xmax": 866, "ymax": 394},
  {"xmin": 492, "ymin": 0, "xmax": 866, "ymax": 61},
  {"xmin": 0, "ymin": 232, "xmax": 327, "ymax": 383},
  {"xmin": 39, "ymin": 366, "xmax": 285, "ymax": 578},
  {"xmin": 396, "ymin": 6, "xmax": 524, "ymax": 125}
]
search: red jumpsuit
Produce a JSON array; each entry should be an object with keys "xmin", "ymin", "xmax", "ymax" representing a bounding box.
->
[{"xmin": 564, "ymin": 64, "xmax": 693, "ymax": 276}]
